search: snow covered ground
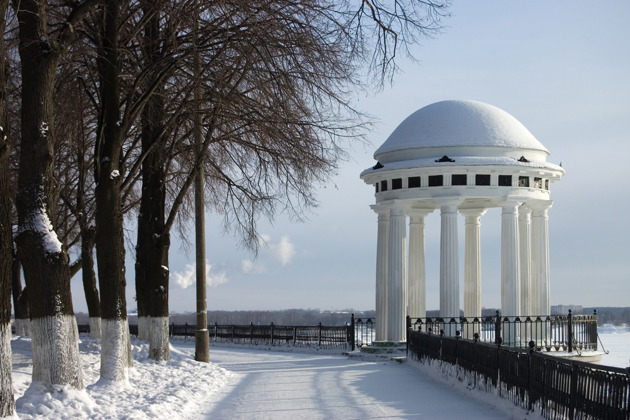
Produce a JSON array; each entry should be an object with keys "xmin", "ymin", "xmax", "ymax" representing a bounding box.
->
[
  {"xmin": 6, "ymin": 325, "xmax": 628, "ymax": 419},
  {"xmin": 10, "ymin": 337, "xmax": 232, "ymax": 419},
  {"xmin": 597, "ymin": 324, "xmax": 630, "ymax": 369}
]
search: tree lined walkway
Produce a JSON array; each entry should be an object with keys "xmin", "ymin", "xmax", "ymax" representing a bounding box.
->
[{"xmin": 204, "ymin": 348, "xmax": 532, "ymax": 419}]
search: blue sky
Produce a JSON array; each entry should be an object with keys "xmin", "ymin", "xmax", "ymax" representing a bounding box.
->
[{"xmin": 70, "ymin": 1, "xmax": 630, "ymax": 314}]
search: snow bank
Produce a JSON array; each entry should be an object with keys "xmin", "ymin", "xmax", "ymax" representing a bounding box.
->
[{"xmin": 11, "ymin": 336, "xmax": 232, "ymax": 419}]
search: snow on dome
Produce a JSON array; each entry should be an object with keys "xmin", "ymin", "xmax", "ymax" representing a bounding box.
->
[{"xmin": 374, "ymin": 100, "xmax": 549, "ymax": 164}]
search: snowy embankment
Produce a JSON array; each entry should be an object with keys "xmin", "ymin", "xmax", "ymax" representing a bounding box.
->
[
  {"xmin": 9, "ymin": 336, "xmax": 533, "ymax": 419},
  {"xmin": 7, "ymin": 325, "xmax": 628, "ymax": 419},
  {"xmin": 10, "ymin": 337, "xmax": 232, "ymax": 419},
  {"xmin": 597, "ymin": 324, "xmax": 630, "ymax": 368}
]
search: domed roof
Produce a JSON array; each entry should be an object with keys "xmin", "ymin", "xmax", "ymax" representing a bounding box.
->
[{"xmin": 374, "ymin": 100, "xmax": 549, "ymax": 163}]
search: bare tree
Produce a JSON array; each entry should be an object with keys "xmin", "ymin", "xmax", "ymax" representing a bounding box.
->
[
  {"xmin": 4, "ymin": 0, "xmax": 448, "ymax": 384},
  {"xmin": 130, "ymin": 0, "xmax": 449, "ymax": 361},
  {"xmin": 53, "ymin": 53, "xmax": 103, "ymax": 338},
  {"xmin": 0, "ymin": 2, "xmax": 15, "ymax": 415},
  {"xmin": 94, "ymin": 0, "xmax": 133, "ymax": 380},
  {"xmin": 352, "ymin": 0, "xmax": 448, "ymax": 83},
  {"xmin": 134, "ymin": 0, "xmax": 181, "ymax": 357},
  {"xmin": 11, "ymin": 0, "xmax": 97, "ymax": 390}
]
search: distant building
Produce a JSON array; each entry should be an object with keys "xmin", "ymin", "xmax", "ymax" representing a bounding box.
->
[
  {"xmin": 361, "ymin": 100, "xmax": 565, "ymax": 342},
  {"xmin": 551, "ymin": 305, "xmax": 584, "ymax": 315}
]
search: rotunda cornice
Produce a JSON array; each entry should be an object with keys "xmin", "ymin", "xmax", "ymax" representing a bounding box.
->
[{"xmin": 361, "ymin": 156, "xmax": 564, "ymax": 181}]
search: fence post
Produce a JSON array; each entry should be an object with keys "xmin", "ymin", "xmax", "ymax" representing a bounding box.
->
[
  {"xmin": 473, "ymin": 333, "xmax": 479, "ymax": 388},
  {"xmin": 527, "ymin": 341, "xmax": 534, "ymax": 412},
  {"xmin": 455, "ymin": 330, "xmax": 460, "ymax": 366},
  {"xmin": 495, "ymin": 310, "xmax": 501, "ymax": 345},
  {"xmin": 592, "ymin": 309, "xmax": 598, "ymax": 351},
  {"xmin": 406, "ymin": 316, "xmax": 411, "ymax": 354},
  {"xmin": 569, "ymin": 360, "xmax": 577, "ymax": 419},
  {"xmin": 567, "ymin": 310, "xmax": 573, "ymax": 353},
  {"xmin": 350, "ymin": 313, "xmax": 356, "ymax": 351},
  {"xmin": 318, "ymin": 322, "xmax": 322, "ymax": 347},
  {"xmin": 270, "ymin": 322, "xmax": 274, "ymax": 345}
]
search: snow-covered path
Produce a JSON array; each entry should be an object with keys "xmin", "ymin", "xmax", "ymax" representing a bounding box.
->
[
  {"xmin": 9, "ymin": 328, "xmax": 627, "ymax": 419},
  {"xmin": 203, "ymin": 347, "xmax": 520, "ymax": 419}
]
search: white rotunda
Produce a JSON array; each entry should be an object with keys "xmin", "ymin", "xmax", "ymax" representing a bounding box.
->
[{"xmin": 360, "ymin": 99, "xmax": 565, "ymax": 342}]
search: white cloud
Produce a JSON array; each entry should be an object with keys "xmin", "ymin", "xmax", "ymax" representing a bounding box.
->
[
  {"xmin": 271, "ymin": 235, "xmax": 295, "ymax": 266},
  {"xmin": 258, "ymin": 234, "xmax": 296, "ymax": 266},
  {"xmin": 240, "ymin": 235, "xmax": 296, "ymax": 275},
  {"xmin": 173, "ymin": 264, "xmax": 195, "ymax": 289},
  {"xmin": 208, "ymin": 268, "xmax": 229, "ymax": 287},
  {"xmin": 173, "ymin": 260, "xmax": 228, "ymax": 289},
  {"xmin": 241, "ymin": 259, "xmax": 266, "ymax": 275}
]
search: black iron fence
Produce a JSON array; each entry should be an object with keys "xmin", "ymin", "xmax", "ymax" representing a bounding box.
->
[
  {"xmin": 408, "ymin": 310, "xmax": 598, "ymax": 354},
  {"xmin": 165, "ymin": 315, "xmax": 375, "ymax": 350},
  {"xmin": 78, "ymin": 315, "xmax": 374, "ymax": 350},
  {"xmin": 353, "ymin": 316, "xmax": 375, "ymax": 349},
  {"xmin": 80, "ymin": 320, "xmax": 355, "ymax": 350},
  {"xmin": 202, "ymin": 322, "xmax": 350, "ymax": 349},
  {"xmin": 76, "ymin": 311, "xmax": 595, "ymax": 355},
  {"xmin": 407, "ymin": 329, "xmax": 629, "ymax": 420}
]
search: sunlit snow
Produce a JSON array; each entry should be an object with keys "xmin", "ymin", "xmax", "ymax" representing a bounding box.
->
[{"xmin": 7, "ymin": 325, "xmax": 628, "ymax": 419}]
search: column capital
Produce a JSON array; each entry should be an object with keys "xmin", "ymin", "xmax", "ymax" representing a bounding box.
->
[
  {"xmin": 370, "ymin": 203, "xmax": 390, "ymax": 215},
  {"xmin": 518, "ymin": 204, "xmax": 532, "ymax": 218},
  {"xmin": 407, "ymin": 208, "xmax": 434, "ymax": 219},
  {"xmin": 433, "ymin": 197, "xmax": 463, "ymax": 209},
  {"xmin": 371, "ymin": 201, "xmax": 406, "ymax": 215},
  {"xmin": 380, "ymin": 199, "xmax": 408, "ymax": 213},
  {"xmin": 500, "ymin": 199, "xmax": 523, "ymax": 211},
  {"xmin": 528, "ymin": 199, "xmax": 553, "ymax": 212},
  {"xmin": 459, "ymin": 208, "xmax": 487, "ymax": 219}
]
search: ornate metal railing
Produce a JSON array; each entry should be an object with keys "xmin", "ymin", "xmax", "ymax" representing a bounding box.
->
[
  {"xmin": 407, "ymin": 329, "xmax": 629, "ymax": 420},
  {"xmin": 352, "ymin": 315, "xmax": 375, "ymax": 349},
  {"xmin": 81, "ymin": 316, "xmax": 367, "ymax": 351},
  {"xmin": 170, "ymin": 322, "xmax": 351, "ymax": 349},
  {"xmin": 407, "ymin": 310, "xmax": 598, "ymax": 354}
]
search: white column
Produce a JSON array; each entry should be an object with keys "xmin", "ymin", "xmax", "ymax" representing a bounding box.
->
[
  {"xmin": 530, "ymin": 200, "xmax": 553, "ymax": 317},
  {"xmin": 371, "ymin": 205, "xmax": 389, "ymax": 341},
  {"xmin": 387, "ymin": 204, "xmax": 407, "ymax": 342},
  {"xmin": 518, "ymin": 206, "xmax": 532, "ymax": 316},
  {"xmin": 436, "ymin": 199, "xmax": 462, "ymax": 323},
  {"xmin": 460, "ymin": 208, "xmax": 486, "ymax": 319},
  {"xmin": 501, "ymin": 201, "xmax": 521, "ymax": 318},
  {"xmin": 407, "ymin": 209, "xmax": 433, "ymax": 320}
]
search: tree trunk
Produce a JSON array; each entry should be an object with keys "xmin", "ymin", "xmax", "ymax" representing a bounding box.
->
[
  {"xmin": 135, "ymin": 193, "xmax": 170, "ymax": 360},
  {"xmin": 0, "ymin": 2, "xmax": 15, "ymax": 408},
  {"xmin": 135, "ymin": 2, "xmax": 170, "ymax": 360},
  {"xmin": 135, "ymin": 108, "xmax": 170, "ymax": 349},
  {"xmin": 12, "ymin": 0, "xmax": 84, "ymax": 391},
  {"xmin": 81, "ymin": 227, "xmax": 101, "ymax": 338},
  {"xmin": 11, "ymin": 251, "xmax": 30, "ymax": 336},
  {"xmin": 95, "ymin": 0, "xmax": 132, "ymax": 381},
  {"xmin": 75, "ymin": 90, "xmax": 101, "ymax": 339}
]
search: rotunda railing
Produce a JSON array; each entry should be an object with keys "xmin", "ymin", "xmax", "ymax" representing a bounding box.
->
[{"xmin": 407, "ymin": 310, "xmax": 598, "ymax": 354}]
